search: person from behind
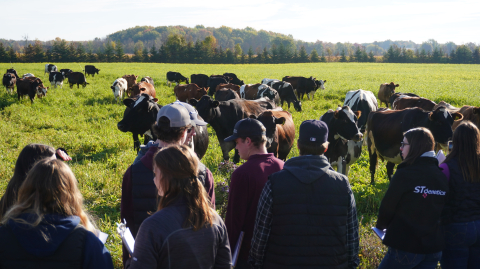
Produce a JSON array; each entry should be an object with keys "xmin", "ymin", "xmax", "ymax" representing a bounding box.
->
[
  {"xmin": 376, "ymin": 127, "xmax": 448, "ymax": 269},
  {"xmin": 129, "ymin": 144, "xmax": 232, "ymax": 269},
  {"xmin": 0, "ymin": 158, "xmax": 113, "ymax": 269},
  {"xmin": 439, "ymin": 121, "xmax": 480, "ymax": 268},
  {"xmin": 249, "ymin": 120, "xmax": 359, "ymax": 269},
  {"xmin": 223, "ymin": 118, "xmax": 284, "ymax": 268},
  {"xmin": 0, "ymin": 143, "xmax": 71, "ymax": 218}
]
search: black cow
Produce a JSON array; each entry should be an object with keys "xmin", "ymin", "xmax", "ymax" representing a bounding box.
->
[
  {"xmin": 367, "ymin": 107, "xmax": 463, "ymax": 184},
  {"xmin": 3, "ymin": 73, "xmax": 16, "ymax": 94},
  {"xmin": 48, "ymin": 72, "xmax": 65, "ymax": 89},
  {"xmin": 117, "ymin": 94, "xmax": 208, "ymax": 159},
  {"xmin": 44, "ymin": 64, "xmax": 57, "ymax": 74},
  {"xmin": 282, "ymin": 76, "xmax": 318, "ymax": 100},
  {"xmin": 223, "ymin": 73, "xmax": 244, "ymax": 86},
  {"xmin": 191, "ymin": 74, "xmax": 209, "ymax": 88},
  {"xmin": 84, "ymin": 65, "xmax": 100, "ymax": 77},
  {"xmin": 6, "ymin": 69, "xmax": 19, "ymax": 79},
  {"xmin": 166, "ymin": 71, "xmax": 189, "ymax": 87},
  {"xmin": 266, "ymin": 81, "xmax": 302, "ymax": 111},
  {"xmin": 320, "ymin": 106, "xmax": 363, "ymax": 175},
  {"xmin": 389, "ymin": 92, "xmax": 419, "ymax": 108},
  {"xmin": 16, "ymin": 78, "xmax": 48, "ymax": 103},
  {"xmin": 68, "ymin": 72, "xmax": 89, "ymax": 88},
  {"xmin": 59, "ymin": 69, "xmax": 73, "ymax": 80},
  {"xmin": 343, "ymin": 89, "xmax": 378, "ymax": 133},
  {"xmin": 189, "ymin": 95, "xmax": 271, "ymax": 163},
  {"xmin": 207, "ymin": 76, "xmax": 228, "ymax": 96}
]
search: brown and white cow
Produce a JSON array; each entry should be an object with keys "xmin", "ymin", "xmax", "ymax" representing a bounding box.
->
[
  {"xmin": 452, "ymin": 106, "xmax": 480, "ymax": 130},
  {"xmin": 251, "ymin": 110, "xmax": 295, "ymax": 161},
  {"xmin": 393, "ymin": 96, "xmax": 437, "ymax": 111},
  {"xmin": 367, "ymin": 106, "xmax": 463, "ymax": 184},
  {"xmin": 3, "ymin": 73, "xmax": 16, "ymax": 94},
  {"xmin": 215, "ymin": 88, "xmax": 240, "ymax": 101},
  {"xmin": 128, "ymin": 82, "xmax": 156, "ymax": 98},
  {"xmin": 378, "ymin": 82, "xmax": 400, "ymax": 108},
  {"xmin": 122, "ymin": 74, "xmax": 138, "ymax": 92},
  {"xmin": 174, "ymin": 83, "xmax": 207, "ymax": 102}
]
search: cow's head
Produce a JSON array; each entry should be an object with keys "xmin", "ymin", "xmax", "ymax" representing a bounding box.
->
[
  {"xmin": 36, "ymin": 84, "xmax": 48, "ymax": 98},
  {"xmin": 189, "ymin": 95, "xmax": 218, "ymax": 123},
  {"xmin": 82, "ymin": 82, "xmax": 89, "ymax": 88},
  {"xmin": 95, "ymin": 68, "xmax": 100, "ymax": 74},
  {"xmin": 7, "ymin": 69, "xmax": 19, "ymax": 79},
  {"xmin": 386, "ymin": 82, "xmax": 399, "ymax": 93},
  {"xmin": 315, "ymin": 79, "xmax": 326, "ymax": 90},
  {"xmin": 427, "ymin": 106, "xmax": 463, "ymax": 147},
  {"xmin": 117, "ymin": 93, "xmax": 160, "ymax": 134},
  {"xmin": 322, "ymin": 106, "xmax": 363, "ymax": 142},
  {"xmin": 250, "ymin": 112, "xmax": 286, "ymax": 149}
]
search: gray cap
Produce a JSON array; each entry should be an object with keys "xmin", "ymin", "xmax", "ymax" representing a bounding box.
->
[
  {"xmin": 156, "ymin": 103, "xmax": 191, "ymax": 127},
  {"xmin": 173, "ymin": 101, "xmax": 207, "ymax": 127}
]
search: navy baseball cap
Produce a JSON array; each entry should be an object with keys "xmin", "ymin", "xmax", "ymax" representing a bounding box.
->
[
  {"xmin": 224, "ymin": 118, "xmax": 266, "ymax": 142},
  {"xmin": 299, "ymin": 120, "xmax": 329, "ymax": 144}
]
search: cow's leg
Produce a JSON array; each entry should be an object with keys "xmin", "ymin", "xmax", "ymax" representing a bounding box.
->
[
  {"xmin": 233, "ymin": 149, "xmax": 240, "ymax": 164},
  {"xmin": 69, "ymin": 83, "xmax": 73, "ymax": 89},
  {"xmin": 132, "ymin": 133, "xmax": 140, "ymax": 152},
  {"xmin": 386, "ymin": 162, "xmax": 395, "ymax": 181},
  {"xmin": 369, "ymin": 150, "xmax": 377, "ymax": 184}
]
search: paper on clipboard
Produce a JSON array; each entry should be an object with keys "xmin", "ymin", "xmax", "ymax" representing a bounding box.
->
[
  {"xmin": 232, "ymin": 231, "xmax": 244, "ymax": 268},
  {"xmin": 436, "ymin": 150, "xmax": 446, "ymax": 164},
  {"xmin": 117, "ymin": 219, "xmax": 135, "ymax": 255},
  {"xmin": 371, "ymin": 227, "xmax": 386, "ymax": 240}
]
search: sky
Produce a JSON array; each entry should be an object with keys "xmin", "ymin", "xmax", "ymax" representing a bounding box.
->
[{"xmin": 1, "ymin": 0, "xmax": 479, "ymax": 45}]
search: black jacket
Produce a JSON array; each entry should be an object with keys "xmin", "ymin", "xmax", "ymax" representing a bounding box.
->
[{"xmin": 376, "ymin": 156, "xmax": 448, "ymax": 254}]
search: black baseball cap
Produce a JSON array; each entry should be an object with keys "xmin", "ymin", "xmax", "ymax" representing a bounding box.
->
[
  {"xmin": 299, "ymin": 120, "xmax": 329, "ymax": 144},
  {"xmin": 224, "ymin": 118, "xmax": 266, "ymax": 142}
]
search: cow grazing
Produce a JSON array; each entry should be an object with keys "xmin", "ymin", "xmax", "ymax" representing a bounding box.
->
[
  {"xmin": 282, "ymin": 76, "xmax": 319, "ymax": 100},
  {"xmin": 215, "ymin": 88, "xmax": 240, "ymax": 101},
  {"xmin": 452, "ymin": 106, "xmax": 480, "ymax": 130},
  {"xmin": 207, "ymin": 76, "xmax": 228, "ymax": 96},
  {"xmin": 166, "ymin": 71, "xmax": 189, "ymax": 87},
  {"xmin": 48, "ymin": 72, "xmax": 65, "ymax": 89},
  {"xmin": 343, "ymin": 89, "xmax": 378, "ymax": 133},
  {"xmin": 16, "ymin": 78, "xmax": 48, "ymax": 103},
  {"xmin": 140, "ymin": 76, "xmax": 154, "ymax": 85},
  {"xmin": 175, "ymin": 83, "xmax": 207, "ymax": 102},
  {"xmin": 251, "ymin": 110, "xmax": 295, "ymax": 161},
  {"xmin": 389, "ymin": 92, "xmax": 419, "ymax": 108},
  {"xmin": 393, "ymin": 96, "xmax": 436, "ymax": 111},
  {"xmin": 215, "ymin": 83, "xmax": 240, "ymax": 95},
  {"xmin": 190, "ymin": 74, "xmax": 209, "ymax": 88},
  {"xmin": 84, "ymin": 65, "xmax": 100, "ymax": 77},
  {"xmin": 128, "ymin": 82, "xmax": 156, "ymax": 98},
  {"xmin": 6, "ymin": 69, "xmax": 19, "ymax": 79},
  {"xmin": 68, "ymin": 72, "xmax": 89, "ymax": 88},
  {"xmin": 111, "ymin": 78, "xmax": 128, "ymax": 102},
  {"xmin": 189, "ymin": 95, "xmax": 271, "ymax": 163},
  {"xmin": 122, "ymin": 74, "xmax": 138, "ymax": 93},
  {"xmin": 117, "ymin": 94, "xmax": 209, "ymax": 159},
  {"xmin": 367, "ymin": 107, "xmax": 463, "ymax": 184},
  {"xmin": 22, "ymin": 73, "xmax": 35, "ymax": 79},
  {"xmin": 378, "ymin": 82, "xmax": 400, "ymax": 108},
  {"xmin": 44, "ymin": 64, "xmax": 57, "ymax": 75},
  {"xmin": 320, "ymin": 106, "xmax": 363, "ymax": 175},
  {"xmin": 3, "ymin": 73, "xmax": 16, "ymax": 94},
  {"xmin": 223, "ymin": 73, "xmax": 244, "ymax": 85},
  {"xmin": 266, "ymin": 81, "xmax": 302, "ymax": 111}
]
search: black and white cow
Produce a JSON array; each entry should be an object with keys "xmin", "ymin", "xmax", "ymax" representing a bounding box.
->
[
  {"xmin": 140, "ymin": 76, "xmax": 154, "ymax": 85},
  {"xmin": 44, "ymin": 64, "xmax": 57, "ymax": 74},
  {"xmin": 343, "ymin": 89, "xmax": 378, "ymax": 133},
  {"xmin": 223, "ymin": 73, "xmax": 244, "ymax": 86},
  {"xmin": 256, "ymin": 85, "xmax": 280, "ymax": 105},
  {"xmin": 266, "ymin": 81, "xmax": 302, "ymax": 111},
  {"xmin": 320, "ymin": 106, "xmax": 363, "ymax": 175},
  {"xmin": 48, "ymin": 72, "xmax": 65, "ymax": 89},
  {"xmin": 111, "ymin": 78, "xmax": 128, "ymax": 102},
  {"xmin": 3, "ymin": 73, "xmax": 16, "ymax": 94},
  {"xmin": 166, "ymin": 71, "xmax": 189, "ymax": 87},
  {"xmin": 261, "ymin": 78, "xmax": 280, "ymax": 85},
  {"xmin": 6, "ymin": 69, "xmax": 19, "ymax": 79},
  {"xmin": 59, "ymin": 69, "xmax": 73, "ymax": 80},
  {"xmin": 22, "ymin": 73, "xmax": 35, "ymax": 79}
]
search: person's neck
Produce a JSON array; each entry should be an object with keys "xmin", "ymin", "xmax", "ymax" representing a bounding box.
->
[
  {"xmin": 246, "ymin": 147, "xmax": 268, "ymax": 159},
  {"xmin": 156, "ymin": 139, "xmax": 182, "ymax": 148}
]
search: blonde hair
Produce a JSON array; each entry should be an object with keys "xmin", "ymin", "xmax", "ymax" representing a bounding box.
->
[{"xmin": 1, "ymin": 159, "xmax": 95, "ymax": 233}]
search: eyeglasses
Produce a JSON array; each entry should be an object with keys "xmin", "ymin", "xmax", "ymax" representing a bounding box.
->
[
  {"xmin": 187, "ymin": 127, "xmax": 194, "ymax": 133},
  {"xmin": 400, "ymin": 142, "xmax": 410, "ymax": 148}
]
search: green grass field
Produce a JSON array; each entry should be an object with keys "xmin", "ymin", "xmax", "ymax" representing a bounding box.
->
[{"xmin": 1, "ymin": 62, "xmax": 479, "ymax": 268}]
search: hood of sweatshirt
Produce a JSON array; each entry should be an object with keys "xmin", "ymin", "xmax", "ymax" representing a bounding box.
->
[
  {"xmin": 7, "ymin": 214, "xmax": 80, "ymax": 257},
  {"xmin": 282, "ymin": 155, "xmax": 333, "ymax": 184}
]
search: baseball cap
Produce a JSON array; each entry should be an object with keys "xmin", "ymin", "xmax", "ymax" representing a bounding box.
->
[
  {"xmin": 298, "ymin": 120, "xmax": 328, "ymax": 144},
  {"xmin": 173, "ymin": 101, "xmax": 207, "ymax": 127},
  {"xmin": 224, "ymin": 118, "xmax": 266, "ymax": 142},
  {"xmin": 156, "ymin": 103, "xmax": 191, "ymax": 127}
]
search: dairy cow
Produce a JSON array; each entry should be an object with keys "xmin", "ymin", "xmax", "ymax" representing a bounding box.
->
[
  {"xmin": 6, "ymin": 69, "xmax": 19, "ymax": 79},
  {"xmin": 393, "ymin": 96, "xmax": 436, "ymax": 111},
  {"xmin": 378, "ymin": 82, "xmax": 400, "ymax": 108},
  {"xmin": 122, "ymin": 74, "xmax": 138, "ymax": 94},
  {"xmin": 174, "ymin": 83, "xmax": 207, "ymax": 102},
  {"xmin": 266, "ymin": 80, "xmax": 302, "ymax": 111},
  {"xmin": 207, "ymin": 76, "xmax": 228, "ymax": 96},
  {"xmin": 16, "ymin": 77, "xmax": 48, "ymax": 103},
  {"xmin": 48, "ymin": 72, "xmax": 65, "ymax": 89},
  {"xmin": 166, "ymin": 71, "xmax": 189, "ymax": 87},
  {"xmin": 84, "ymin": 65, "xmax": 100, "ymax": 77},
  {"xmin": 215, "ymin": 83, "xmax": 240, "ymax": 95},
  {"xmin": 68, "ymin": 72, "xmax": 89, "ymax": 88},
  {"xmin": 111, "ymin": 78, "xmax": 128, "ymax": 102},
  {"xmin": 389, "ymin": 92, "xmax": 419, "ymax": 108},
  {"xmin": 282, "ymin": 76, "xmax": 321, "ymax": 100},
  {"xmin": 22, "ymin": 73, "xmax": 35, "ymax": 79},
  {"xmin": 343, "ymin": 89, "xmax": 378, "ymax": 133},
  {"xmin": 128, "ymin": 82, "xmax": 156, "ymax": 98},
  {"xmin": 3, "ymin": 73, "xmax": 16, "ymax": 94},
  {"xmin": 140, "ymin": 76, "xmax": 154, "ymax": 85},
  {"xmin": 190, "ymin": 74, "xmax": 209, "ymax": 88},
  {"xmin": 215, "ymin": 88, "xmax": 240, "ymax": 101},
  {"xmin": 44, "ymin": 64, "xmax": 57, "ymax": 74},
  {"xmin": 367, "ymin": 107, "xmax": 463, "ymax": 184},
  {"xmin": 223, "ymin": 73, "xmax": 244, "ymax": 86}
]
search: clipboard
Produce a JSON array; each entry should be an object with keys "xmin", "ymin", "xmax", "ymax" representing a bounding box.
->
[
  {"xmin": 117, "ymin": 219, "xmax": 135, "ymax": 255},
  {"xmin": 371, "ymin": 227, "xmax": 386, "ymax": 240},
  {"xmin": 232, "ymin": 231, "xmax": 244, "ymax": 268}
]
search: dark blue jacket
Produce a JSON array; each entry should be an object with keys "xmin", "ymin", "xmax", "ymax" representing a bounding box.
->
[{"xmin": 0, "ymin": 214, "xmax": 113, "ymax": 269}]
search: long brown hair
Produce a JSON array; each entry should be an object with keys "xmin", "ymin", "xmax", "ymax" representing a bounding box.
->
[
  {"xmin": 1, "ymin": 159, "xmax": 95, "ymax": 232},
  {"xmin": 153, "ymin": 144, "xmax": 213, "ymax": 231},
  {"xmin": 444, "ymin": 121, "xmax": 480, "ymax": 182},
  {"xmin": 0, "ymin": 144, "xmax": 56, "ymax": 218},
  {"xmin": 402, "ymin": 127, "xmax": 435, "ymax": 165}
]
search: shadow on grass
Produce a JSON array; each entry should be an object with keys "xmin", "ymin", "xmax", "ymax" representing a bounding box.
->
[
  {"xmin": 73, "ymin": 146, "xmax": 122, "ymax": 163},
  {"xmin": 0, "ymin": 92, "xmax": 18, "ymax": 110},
  {"xmin": 89, "ymin": 203, "xmax": 121, "ymax": 219},
  {"xmin": 84, "ymin": 96, "xmax": 116, "ymax": 106}
]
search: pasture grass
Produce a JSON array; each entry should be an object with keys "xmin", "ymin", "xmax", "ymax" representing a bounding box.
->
[{"xmin": 1, "ymin": 62, "xmax": 479, "ymax": 268}]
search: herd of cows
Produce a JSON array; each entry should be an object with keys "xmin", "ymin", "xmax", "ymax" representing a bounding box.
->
[{"xmin": 3, "ymin": 65, "xmax": 480, "ymax": 184}]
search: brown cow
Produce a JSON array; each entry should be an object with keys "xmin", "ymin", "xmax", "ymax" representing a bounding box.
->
[
  {"xmin": 16, "ymin": 78, "xmax": 48, "ymax": 103},
  {"xmin": 122, "ymin": 74, "xmax": 138, "ymax": 92},
  {"xmin": 252, "ymin": 110, "xmax": 295, "ymax": 161},
  {"xmin": 128, "ymin": 82, "xmax": 156, "ymax": 98},
  {"xmin": 215, "ymin": 83, "xmax": 240, "ymax": 95},
  {"xmin": 378, "ymin": 82, "xmax": 400, "ymax": 108},
  {"xmin": 175, "ymin": 83, "xmax": 207, "ymax": 102},
  {"xmin": 393, "ymin": 96, "xmax": 437, "ymax": 111},
  {"xmin": 215, "ymin": 88, "xmax": 240, "ymax": 101},
  {"xmin": 452, "ymin": 106, "xmax": 480, "ymax": 130}
]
